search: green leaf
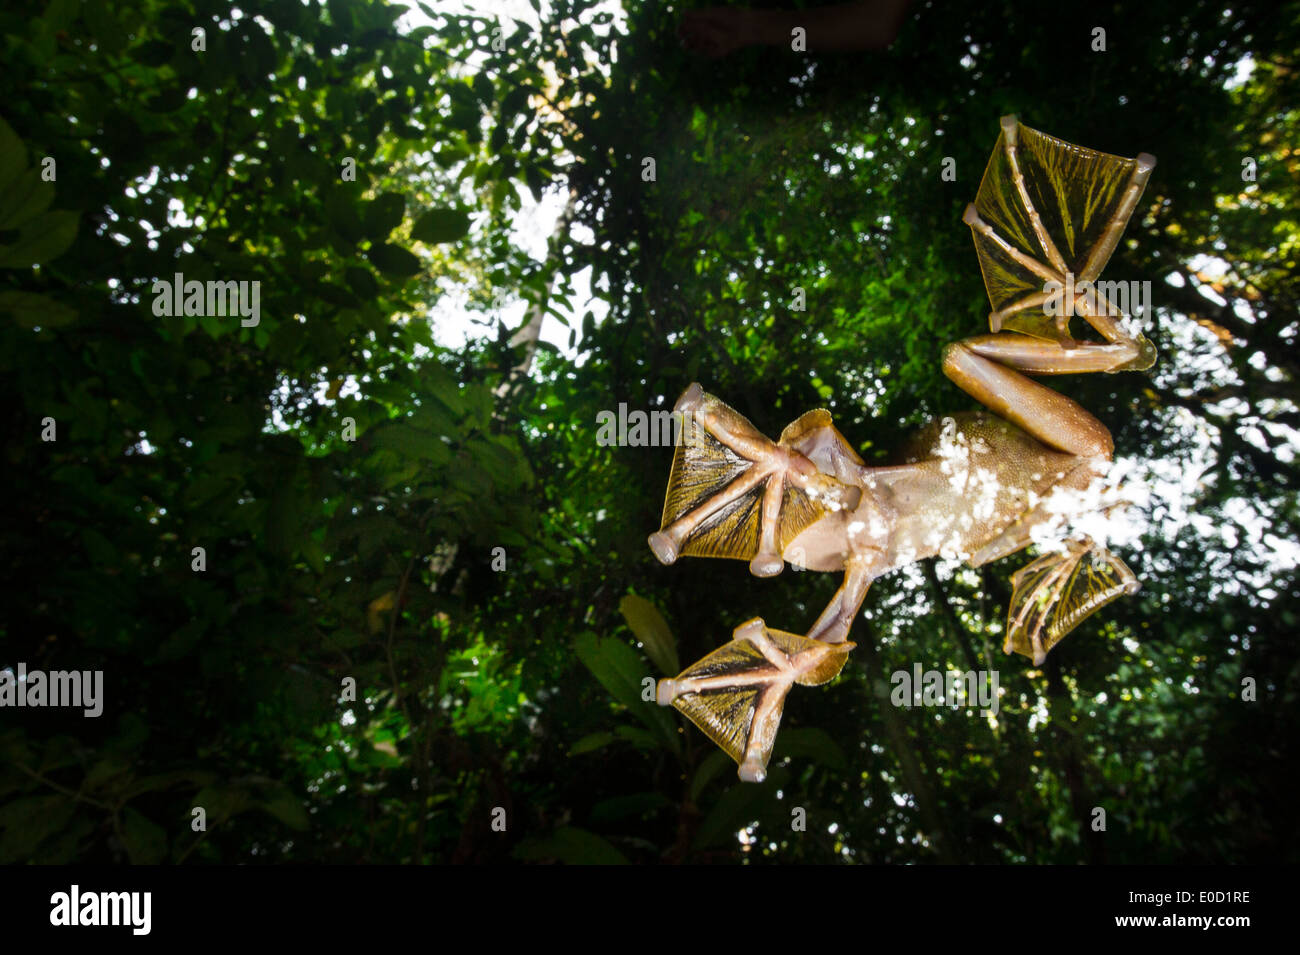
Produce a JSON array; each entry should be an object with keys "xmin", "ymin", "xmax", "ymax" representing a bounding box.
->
[
  {"xmin": 525, "ymin": 164, "xmax": 545, "ymax": 203},
  {"xmin": 569, "ymin": 731, "xmax": 617, "ymax": 755},
  {"xmin": 132, "ymin": 39, "xmax": 174, "ymax": 67},
  {"xmin": 590, "ymin": 793, "xmax": 671, "ymax": 823},
  {"xmin": 411, "ymin": 207, "xmax": 470, "ymax": 244},
  {"xmin": 0, "ymin": 170, "xmax": 54, "ymax": 229},
  {"xmin": 193, "ymin": 785, "xmax": 251, "ymax": 823},
  {"xmin": 574, "ymin": 631, "xmax": 680, "ymax": 756},
  {"xmin": 83, "ymin": 0, "xmax": 128, "ymax": 54},
  {"xmin": 0, "ymin": 210, "xmax": 79, "ymax": 268},
  {"xmin": 773, "ymin": 727, "xmax": 848, "ymax": 772},
  {"xmin": 0, "ymin": 116, "xmax": 27, "ymax": 191},
  {"xmin": 366, "ymin": 242, "xmax": 421, "ymax": 277},
  {"xmin": 501, "ymin": 85, "xmax": 530, "ymax": 119},
  {"xmin": 619, "ymin": 594, "xmax": 679, "ymax": 675},
  {"xmin": 122, "ymin": 808, "xmax": 167, "ymax": 864},
  {"xmin": 36, "ymin": 736, "xmax": 79, "ymax": 774},
  {"xmin": 0, "ymin": 795, "xmax": 75, "ymax": 863},
  {"xmin": 301, "ymin": 536, "xmax": 326, "ymax": 574},
  {"xmin": 125, "ymin": 770, "xmax": 216, "ymax": 799},
  {"xmin": 614, "ymin": 724, "xmax": 662, "ymax": 750},
  {"xmin": 155, "ymin": 619, "xmax": 210, "ymax": 663},
  {"xmin": 693, "ymin": 769, "xmax": 786, "ymax": 850},
  {"xmin": 324, "ymin": 189, "xmax": 364, "ymax": 244},
  {"xmin": 0, "ymin": 729, "xmax": 31, "ymax": 767},
  {"xmin": 85, "ymin": 755, "xmax": 133, "ymax": 791},
  {"xmin": 362, "ymin": 191, "xmax": 405, "ymax": 238},
  {"xmin": 257, "ymin": 786, "xmax": 310, "ymax": 831},
  {"xmin": 43, "ymin": 0, "xmax": 81, "ymax": 31},
  {"xmin": 690, "ymin": 749, "xmax": 734, "ymax": 802},
  {"xmin": 369, "ymin": 420, "xmax": 435, "ymax": 457},
  {"xmin": 81, "ymin": 528, "xmax": 119, "ymax": 566},
  {"xmin": 409, "ymin": 398, "xmax": 458, "ymax": 437},
  {"xmin": 266, "ymin": 478, "xmax": 304, "ymax": 556},
  {"xmin": 0, "ymin": 291, "xmax": 77, "ymax": 328},
  {"xmin": 144, "ymin": 86, "xmax": 190, "ymax": 113},
  {"xmin": 514, "ymin": 826, "xmax": 629, "ymax": 864},
  {"xmin": 344, "ymin": 265, "xmax": 380, "ymax": 298}
]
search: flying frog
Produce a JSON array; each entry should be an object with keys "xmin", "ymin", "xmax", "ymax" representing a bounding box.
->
[{"xmin": 647, "ymin": 116, "xmax": 1157, "ymax": 782}]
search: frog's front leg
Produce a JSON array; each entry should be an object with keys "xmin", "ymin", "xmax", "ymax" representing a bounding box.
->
[
  {"xmin": 805, "ymin": 560, "xmax": 873, "ymax": 644},
  {"xmin": 656, "ymin": 617, "xmax": 857, "ymax": 782},
  {"xmin": 648, "ymin": 386, "xmax": 880, "ymax": 780},
  {"xmin": 655, "ymin": 553, "xmax": 878, "ymax": 782},
  {"xmin": 647, "ymin": 383, "xmax": 861, "ymax": 577}
]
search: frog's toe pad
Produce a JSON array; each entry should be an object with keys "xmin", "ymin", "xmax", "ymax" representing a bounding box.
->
[
  {"xmin": 656, "ymin": 679, "xmax": 682, "ymax": 706},
  {"xmin": 647, "ymin": 531, "xmax": 679, "ymax": 565}
]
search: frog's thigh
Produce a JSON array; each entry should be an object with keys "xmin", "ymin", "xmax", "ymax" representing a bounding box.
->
[{"xmin": 942, "ymin": 341, "xmax": 1114, "ymax": 459}]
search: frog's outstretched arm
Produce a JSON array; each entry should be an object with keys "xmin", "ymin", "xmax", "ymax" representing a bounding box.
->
[
  {"xmin": 656, "ymin": 618, "xmax": 855, "ymax": 782},
  {"xmin": 647, "ymin": 383, "xmax": 861, "ymax": 578},
  {"xmin": 648, "ymin": 386, "xmax": 873, "ymax": 780}
]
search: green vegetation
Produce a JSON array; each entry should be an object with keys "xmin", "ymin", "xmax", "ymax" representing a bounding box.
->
[{"xmin": 0, "ymin": 0, "xmax": 1296, "ymax": 863}]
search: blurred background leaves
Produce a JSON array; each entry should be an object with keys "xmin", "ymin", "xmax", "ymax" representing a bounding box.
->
[{"xmin": 0, "ymin": 0, "xmax": 1296, "ymax": 863}]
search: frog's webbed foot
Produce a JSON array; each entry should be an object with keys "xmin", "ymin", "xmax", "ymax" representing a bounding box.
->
[
  {"xmin": 945, "ymin": 119, "xmax": 1160, "ymax": 458},
  {"xmin": 657, "ymin": 618, "xmax": 855, "ymax": 782},
  {"xmin": 1004, "ymin": 538, "xmax": 1140, "ymax": 665},
  {"xmin": 647, "ymin": 384, "xmax": 861, "ymax": 578},
  {"xmin": 962, "ymin": 115, "xmax": 1156, "ymax": 370}
]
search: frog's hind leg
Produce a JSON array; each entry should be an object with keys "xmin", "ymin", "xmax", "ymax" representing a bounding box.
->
[
  {"xmin": 1004, "ymin": 538, "xmax": 1139, "ymax": 665},
  {"xmin": 955, "ymin": 116, "xmax": 1160, "ymax": 457},
  {"xmin": 942, "ymin": 337, "xmax": 1120, "ymax": 459},
  {"xmin": 962, "ymin": 115, "xmax": 1157, "ymax": 359}
]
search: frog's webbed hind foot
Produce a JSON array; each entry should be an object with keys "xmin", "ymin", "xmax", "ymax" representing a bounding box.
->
[
  {"xmin": 647, "ymin": 384, "xmax": 860, "ymax": 578},
  {"xmin": 963, "ymin": 115, "xmax": 1156, "ymax": 370},
  {"xmin": 946, "ymin": 118, "xmax": 1161, "ymax": 459},
  {"xmin": 1005, "ymin": 539, "xmax": 1140, "ymax": 665},
  {"xmin": 657, "ymin": 618, "xmax": 855, "ymax": 782}
]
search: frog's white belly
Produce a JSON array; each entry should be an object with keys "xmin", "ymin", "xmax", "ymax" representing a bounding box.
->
[{"xmin": 783, "ymin": 412, "xmax": 1100, "ymax": 573}]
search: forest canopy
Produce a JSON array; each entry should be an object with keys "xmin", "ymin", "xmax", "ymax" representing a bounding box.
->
[{"xmin": 0, "ymin": 0, "xmax": 1297, "ymax": 864}]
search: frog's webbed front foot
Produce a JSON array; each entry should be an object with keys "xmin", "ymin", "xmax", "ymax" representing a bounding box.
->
[
  {"xmin": 647, "ymin": 384, "xmax": 861, "ymax": 578},
  {"xmin": 657, "ymin": 618, "xmax": 855, "ymax": 782},
  {"xmin": 658, "ymin": 559, "xmax": 873, "ymax": 782},
  {"xmin": 1005, "ymin": 538, "xmax": 1140, "ymax": 665}
]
